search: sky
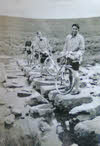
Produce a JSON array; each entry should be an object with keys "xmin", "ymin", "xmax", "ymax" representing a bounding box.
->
[{"xmin": 0, "ymin": 0, "xmax": 100, "ymax": 19}]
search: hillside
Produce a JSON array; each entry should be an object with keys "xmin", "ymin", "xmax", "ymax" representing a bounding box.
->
[{"xmin": 0, "ymin": 15, "xmax": 100, "ymax": 64}]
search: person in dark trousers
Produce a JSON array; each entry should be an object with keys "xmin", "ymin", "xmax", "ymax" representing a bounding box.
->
[{"xmin": 61, "ymin": 24, "xmax": 85, "ymax": 95}]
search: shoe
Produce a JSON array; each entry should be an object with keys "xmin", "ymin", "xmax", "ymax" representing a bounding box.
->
[{"xmin": 71, "ymin": 90, "xmax": 80, "ymax": 95}]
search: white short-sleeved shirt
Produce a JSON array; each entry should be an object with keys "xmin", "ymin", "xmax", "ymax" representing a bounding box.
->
[
  {"xmin": 34, "ymin": 36, "xmax": 52, "ymax": 54},
  {"xmin": 63, "ymin": 33, "xmax": 85, "ymax": 63}
]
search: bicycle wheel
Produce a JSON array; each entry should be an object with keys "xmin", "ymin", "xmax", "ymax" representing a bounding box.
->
[
  {"xmin": 55, "ymin": 65, "xmax": 75, "ymax": 95},
  {"xmin": 44, "ymin": 57, "xmax": 59, "ymax": 76}
]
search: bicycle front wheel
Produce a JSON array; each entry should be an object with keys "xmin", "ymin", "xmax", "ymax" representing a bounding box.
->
[
  {"xmin": 44, "ymin": 57, "xmax": 58, "ymax": 76},
  {"xmin": 55, "ymin": 66, "xmax": 75, "ymax": 95}
]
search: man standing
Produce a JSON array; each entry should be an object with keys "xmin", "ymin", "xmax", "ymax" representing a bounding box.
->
[
  {"xmin": 62, "ymin": 24, "xmax": 85, "ymax": 95},
  {"xmin": 34, "ymin": 32, "xmax": 52, "ymax": 74}
]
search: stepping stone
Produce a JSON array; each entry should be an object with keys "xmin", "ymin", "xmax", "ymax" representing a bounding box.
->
[
  {"xmin": 54, "ymin": 88, "xmax": 92, "ymax": 111},
  {"xmin": 34, "ymin": 78, "xmax": 55, "ymax": 90},
  {"xmin": 25, "ymin": 90, "xmax": 48, "ymax": 106},
  {"xmin": 17, "ymin": 87, "xmax": 33, "ymax": 97},
  {"xmin": 29, "ymin": 104, "xmax": 54, "ymax": 118},
  {"xmin": 69, "ymin": 96, "xmax": 100, "ymax": 121},
  {"xmin": 74, "ymin": 116, "xmax": 100, "ymax": 144},
  {"xmin": 4, "ymin": 82, "xmax": 24, "ymax": 88},
  {"xmin": 40, "ymin": 85, "xmax": 57, "ymax": 96}
]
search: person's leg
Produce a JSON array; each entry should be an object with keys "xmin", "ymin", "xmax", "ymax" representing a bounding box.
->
[
  {"xmin": 71, "ymin": 62, "xmax": 80, "ymax": 94},
  {"xmin": 27, "ymin": 55, "xmax": 30, "ymax": 65},
  {"xmin": 40, "ymin": 53, "xmax": 48, "ymax": 75},
  {"xmin": 73, "ymin": 70, "xmax": 80, "ymax": 92},
  {"xmin": 25, "ymin": 51, "xmax": 27, "ymax": 64},
  {"xmin": 39, "ymin": 53, "xmax": 44, "ymax": 74}
]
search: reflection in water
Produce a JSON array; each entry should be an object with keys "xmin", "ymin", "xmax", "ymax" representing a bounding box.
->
[
  {"xmin": 56, "ymin": 123, "xmax": 72, "ymax": 146},
  {"xmin": 40, "ymin": 109, "xmax": 75, "ymax": 146},
  {"xmin": 54, "ymin": 110, "xmax": 78, "ymax": 146}
]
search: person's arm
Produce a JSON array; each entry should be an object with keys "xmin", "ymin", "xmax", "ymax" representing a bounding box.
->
[
  {"xmin": 77, "ymin": 35, "xmax": 85, "ymax": 56},
  {"xmin": 72, "ymin": 35, "xmax": 85, "ymax": 62}
]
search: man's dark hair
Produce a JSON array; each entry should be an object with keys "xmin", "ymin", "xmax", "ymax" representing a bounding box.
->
[{"xmin": 72, "ymin": 24, "xmax": 80, "ymax": 30}]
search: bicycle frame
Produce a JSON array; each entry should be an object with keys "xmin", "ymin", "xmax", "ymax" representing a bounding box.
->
[{"xmin": 44, "ymin": 53, "xmax": 60, "ymax": 76}]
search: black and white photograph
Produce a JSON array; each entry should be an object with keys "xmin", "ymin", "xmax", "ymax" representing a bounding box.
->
[{"xmin": 0, "ymin": 0, "xmax": 100, "ymax": 146}]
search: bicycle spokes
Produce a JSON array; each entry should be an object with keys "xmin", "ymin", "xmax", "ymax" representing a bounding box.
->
[
  {"xmin": 44, "ymin": 57, "xmax": 58, "ymax": 76},
  {"xmin": 55, "ymin": 67, "xmax": 74, "ymax": 95}
]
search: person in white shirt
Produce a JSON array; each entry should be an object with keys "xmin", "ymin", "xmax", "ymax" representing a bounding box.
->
[
  {"xmin": 62, "ymin": 24, "xmax": 85, "ymax": 95},
  {"xmin": 34, "ymin": 32, "xmax": 52, "ymax": 73}
]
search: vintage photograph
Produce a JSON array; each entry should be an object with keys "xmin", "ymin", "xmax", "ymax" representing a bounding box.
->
[
  {"xmin": 0, "ymin": 0, "xmax": 100, "ymax": 145},
  {"xmin": 0, "ymin": 15, "xmax": 100, "ymax": 146}
]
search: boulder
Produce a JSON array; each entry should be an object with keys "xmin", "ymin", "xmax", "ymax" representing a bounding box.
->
[
  {"xmin": 40, "ymin": 85, "xmax": 57, "ymax": 97},
  {"xmin": 69, "ymin": 96, "xmax": 100, "ymax": 121},
  {"xmin": 74, "ymin": 116, "xmax": 100, "ymax": 145},
  {"xmin": 34, "ymin": 78, "xmax": 55, "ymax": 90},
  {"xmin": 54, "ymin": 89, "xmax": 92, "ymax": 111},
  {"xmin": 29, "ymin": 104, "xmax": 54, "ymax": 118},
  {"xmin": 25, "ymin": 93, "xmax": 48, "ymax": 106}
]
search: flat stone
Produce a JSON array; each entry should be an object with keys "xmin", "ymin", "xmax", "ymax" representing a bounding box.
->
[
  {"xmin": 28, "ymin": 70, "xmax": 41, "ymax": 78},
  {"xmin": 28, "ymin": 74, "xmax": 42, "ymax": 83},
  {"xmin": 74, "ymin": 116, "xmax": 100, "ymax": 144},
  {"xmin": 40, "ymin": 85, "xmax": 57, "ymax": 96},
  {"xmin": 25, "ymin": 92, "xmax": 48, "ymax": 106},
  {"xmin": 4, "ymin": 79, "xmax": 24, "ymax": 88},
  {"xmin": 34, "ymin": 78, "xmax": 55, "ymax": 90},
  {"xmin": 29, "ymin": 104, "xmax": 54, "ymax": 117},
  {"xmin": 54, "ymin": 89, "xmax": 92, "ymax": 111},
  {"xmin": 7, "ymin": 75, "xmax": 18, "ymax": 79},
  {"xmin": 16, "ymin": 87, "xmax": 33, "ymax": 97},
  {"xmin": 69, "ymin": 96, "xmax": 100, "ymax": 120},
  {"xmin": 44, "ymin": 76, "xmax": 55, "ymax": 81},
  {"xmin": 40, "ymin": 81, "xmax": 64, "ymax": 96}
]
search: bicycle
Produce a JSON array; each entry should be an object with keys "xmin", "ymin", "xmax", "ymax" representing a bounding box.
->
[
  {"xmin": 44, "ymin": 52, "xmax": 60, "ymax": 76},
  {"xmin": 24, "ymin": 41, "xmax": 33, "ymax": 66},
  {"xmin": 44, "ymin": 52, "xmax": 75, "ymax": 95}
]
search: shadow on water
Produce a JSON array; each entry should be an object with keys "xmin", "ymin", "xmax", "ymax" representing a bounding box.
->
[
  {"xmin": 39, "ymin": 108, "xmax": 75, "ymax": 146},
  {"xmin": 40, "ymin": 107, "xmax": 99, "ymax": 146}
]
